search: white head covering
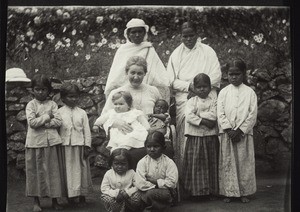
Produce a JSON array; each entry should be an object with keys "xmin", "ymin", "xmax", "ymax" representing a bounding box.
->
[
  {"xmin": 124, "ymin": 18, "xmax": 149, "ymax": 43},
  {"xmin": 5, "ymin": 68, "xmax": 31, "ymax": 82}
]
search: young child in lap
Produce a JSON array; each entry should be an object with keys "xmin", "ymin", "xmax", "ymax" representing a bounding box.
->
[
  {"xmin": 93, "ymin": 91, "xmax": 149, "ymax": 152},
  {"xmin": 100, "ymin": 148, "xmax": 143, "ymax": 212},
  {"xmin": 135, "ymin": 131, "xmax": 178, "ymax": 211}
]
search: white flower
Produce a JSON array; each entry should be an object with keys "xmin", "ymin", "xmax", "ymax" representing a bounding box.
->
[
  {"xmin": 224, "ymin": 34, "xmax": 228, "ymax": 39},
  {"xmin": 258, "ymin": 33, "xmax": 264, "ymax": 39},
  {"xmin": 116, "ymin": 43, "xmax": 121, "ymax": 48},
  {"xmin": 35, "ymin": 69, "xmax": 39, "ymax": 73},
  {"xmin": 80, "ymin": 20, "xmax": 88, "ymax": 26},
  {"xmin": 66, "ymin": 43, "xmax": 70, "ymax": 47},
  {"xmin": 283, "ymin": 36, "xmax": 287, "ymax": 41},
  {"xmin": 101, "ymin": 38, "xmax": 107, "ymax": 44},
  {"xmin": 65, "ymin": 38, "xmax": 71, "ymax": 43},
  {"xmin": 112, "ymin": 28, "xmax": 118, "ymax": 33},
  {"xmin": 243, "ymin": 39, "xmax": 249, "ymax": 45},
  {"xmin": 85, "ymin": 54, "xmax": 91, "ymax": 60},
  {"xmin": 25, "ymin": 9, "xmax": 31, "ymax": 14},
  {"xmin": 91, "ymin": 43, "xmax": 96, "ymax": 46},
  {"xmin": 26, "ymin": 29, "xmax": 34, "ymax": 38},
  {"xmin": 109, "ymin": 14, "xmax": 115, "ymax": 20},
  {"xmin": 253, "ymin": 35, "xmax": 262, "ymax": 43},
  {"xmin": 31, "ymin": 7, "xmax": 38, "ymax": 14},
  {"xmin": 96, "ymin": 16, "xmax": 104, "ymax": 24},
  {"xmin": 33, "ymin": 16, "xmax": 41, "ymax": 25},
  {"xmin": 46, "ymin": 33, "xmax": 55, "ymax": 40},
  {"xmin": 71, "ymin": 29, "xmax": 77, "ymax": 36},
  {"xmin": 282, "ymin": 19, "xmax": 286, "ymax": 24},
  {"xmin": 228, "ymin": 49, "xmax": 231, "ymax": 53},
  {"xmin": 166, "ymin": 50, "xmax": 170, "ymax": 55},
  {"xmin": 20, "ymin": 35, "xmax": 25, "ymax": 41},
  {"xmin": 76, "ymin": 40, "xmax": 84, "ymax": 47},
  {"xmin": 232, "ymin": 31, "xmax": 237, "ymax": 36},
  {"xmin": 32, "ymin": 43, "xmax": 37, "ymax": 49},
  {"xmin": 63, "ymin": 12, "xmax": 70, "ymax": 20},
  {"xmin": 37, "ymin": 45, "xmax": 42, "ymax": 50},
  {"xmin": 111, "ymin": 44, "xmax": 116, "ymax": 49},
  {"xmin": 250, "ymin": 44, "xmax": 255, "ymax": 49},
  {"xmin": 97, "ymin": 42, "xmax": 103, "ymax": 47},
  {"xmin": 74, "ymin": 52, "xmax": 79, "ymax": 57},
  {"xmin": 195, "ymin": 6, "xmax": 204, "ymax": 12},
  {"xmin": 121, "ymin": 39, "xmax": 126, "ymax": 44},
  {"xmin": 56, "ymin": 9, "xmax": 63, "ymax": 16}
]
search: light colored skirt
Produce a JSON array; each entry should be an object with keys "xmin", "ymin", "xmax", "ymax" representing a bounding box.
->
[
  {"xmin": 219, "ymin": 133, "xmax": 256, "ymax": 197},
  {"xmin": 62, "ymin": 145, "xmax": 93, "ymax": 197},
  {"xmin": 183, "ymin": 136, "xmax": 219, "ymax": 196},
  {"xmin": 25, "ymin": 145, "xmax": 66, "ymax": 198},
  {"xmin": 100, "ymin": 191, "xmax": 142, "ymax": 212}
]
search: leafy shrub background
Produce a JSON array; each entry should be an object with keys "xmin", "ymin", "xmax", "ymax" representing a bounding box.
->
[{"xmin": 6, "ymin": 6, "xmax": 290, "ymax": 81}]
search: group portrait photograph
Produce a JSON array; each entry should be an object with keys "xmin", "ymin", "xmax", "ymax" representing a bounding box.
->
[{"xmin": 1, "ymin": 0, "xmax": 294, "ymax": 211}]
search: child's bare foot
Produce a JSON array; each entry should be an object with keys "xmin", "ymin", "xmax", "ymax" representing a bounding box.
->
[
  {"xmin": 33, "ymin": 204, "xmax": 42, "ymax": 212},
  {"xmin": 223, "ymin": 197, "xmax": 231, "ymax": 203},
  {"xmin": 240, "ymin": 196, "xmax": 250, "ymax": 203}
]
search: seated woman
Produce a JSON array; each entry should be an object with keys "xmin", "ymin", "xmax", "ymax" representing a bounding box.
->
[
  {"xmin": 100, "ymin": 56, "xmax": 173, "ymax": 169},
  {"xmin": 104, "ymin": 18, "xmax": 170, "ymax": 100}
]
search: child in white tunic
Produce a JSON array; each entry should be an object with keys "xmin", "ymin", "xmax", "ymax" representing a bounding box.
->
[
  {"xmin": 58, "ymin": 83, "xmax": 93, "ymax": 205},
  {"xmin": 135, "ymin": 131, "xmax": 179, "ymax": 211},
  {"xmin": 100, "ymin": 148, "xmax": 143, "ymax": 212},
  {"xmin": 217, "ymin": 58, "xmax": 257, "ymax": 203},
  {"xmin": 93, "ymin": 91, "xmax": 149, "ymax": 152}
]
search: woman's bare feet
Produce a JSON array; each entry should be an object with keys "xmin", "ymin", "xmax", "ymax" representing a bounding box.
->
[{"xmin": 240, "ymin": 196, "xmax": 250, "ymax": 203}]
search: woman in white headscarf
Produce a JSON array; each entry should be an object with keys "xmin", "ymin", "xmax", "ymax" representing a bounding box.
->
[{"xmin": 104, "ymin": 18, "xmax": 170, "ymax": 100}]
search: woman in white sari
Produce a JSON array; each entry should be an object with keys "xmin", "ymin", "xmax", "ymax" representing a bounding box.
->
[
  {"xmin": 167, "ymin": 22, "xmax": 221, "ymax": 175},
  {"xmin": 104, "ymin": 18, "xmax": 170, "ymax": 100}
]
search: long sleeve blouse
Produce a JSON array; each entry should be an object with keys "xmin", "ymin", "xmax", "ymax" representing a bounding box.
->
[
  {"xmin": 101, "ymin": 169, "xmax": 138, "ymax": 198},
  {"xmin": 135, "ymin": 154, "xmax": 178, "ymax": 191},
  {"xmin": 58, "ymin": 105, "xmax": 91, "ymax": 147},
  {"xmin": 25, "ymin": 99, "xmax": 62, "ymax": 148},
  {"xmin": 217, "ymin": 83, "xmax": 257, "ymax": 135},
  {"xmin": 185, "ymin": 94, "xmax": 218, "ymax": 137}
]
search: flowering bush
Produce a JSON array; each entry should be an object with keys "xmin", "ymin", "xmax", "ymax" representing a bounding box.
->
[{"xmin": 6, "ymin": 6, "xmax": 290, "ymax": 81}]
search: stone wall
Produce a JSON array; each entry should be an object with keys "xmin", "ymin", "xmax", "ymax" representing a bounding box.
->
[{"xmin": 6, "ymin": 67, "xmax": 292, "ymax": 179}]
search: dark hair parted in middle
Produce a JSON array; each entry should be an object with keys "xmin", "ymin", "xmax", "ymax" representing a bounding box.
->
[
  {"xmin": 60, "ymin": 82, "xmax": 80, "ymax": 99},
  {"xmin": 108, "ymin": 148, "xmax": 133, "ymax": 169},
  {"xmin": 181, "ymin": 21, "xmax": 197, "ymax": 33},
  {"xmin": 145, "ymin": 131, "xmax": 166, "ymax": 149},
  {"xmin": 228, "ymin": 58, "xmax": 247, "ymax": 75},
  {"xmin": 112, "ymin": 91, "xmax": 133, "ymax": 108},
  {"xmin": 125, "ymin": 56, "xmax": 148, "ymax": 74},
  {"xmin": 193, "ymin": 73, "xmax": 211, "ymax": 88},
  {"xmin": 31, "ymin": 74, "xmax": 52, "ymax": 92}
]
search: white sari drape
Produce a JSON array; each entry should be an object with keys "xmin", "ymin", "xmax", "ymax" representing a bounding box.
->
[
  {"xmin": 166, "ymin": 41, "xmax": 221, "ymax": 175},
  {"xmin": 104, "ymin": 41, "xmax": 170, "ymax": 100}
]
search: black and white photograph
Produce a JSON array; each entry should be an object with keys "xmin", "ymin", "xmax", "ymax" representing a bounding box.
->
[{"xmin": 3, "ymin": 2, "xmax": 292, "ymax": 212}]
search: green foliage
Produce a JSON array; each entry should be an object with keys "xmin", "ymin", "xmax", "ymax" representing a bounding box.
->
[{"xmin": 6, "ymin": 6, "xmax": 290, "ymax": 80}]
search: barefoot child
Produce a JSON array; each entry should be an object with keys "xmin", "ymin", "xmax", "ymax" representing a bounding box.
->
[
  {"xmin": 25, "ymin": 74, "xmax": 64, "ymax": 211},
  {"xmin": 58, "ymin": 83, "xmax": 93, "ymax": 205},
  {"xmin": 100, "ymin": 148, "xmax": 143, "ymax": 212},
  {"xmin": 183, "ymin": 73, "xmax": 219, "ymax": 200},
  {"xmin": 135, "ymin": 131, "xmax": 178, "ymax": 211},
  {"xmin": 217, "ymin": 58, "xmax": 257, "ymax": 203},
  {"xmin": 93, "ymin": 91, "xmax": 149, "ymax": 152}
]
